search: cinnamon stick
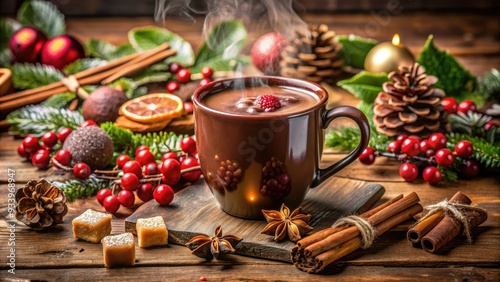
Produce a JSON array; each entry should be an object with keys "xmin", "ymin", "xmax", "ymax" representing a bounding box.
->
[
  {"xmin": 296, "ymin": 194, "xmax": 403, "ymax": 249},
  {"xmin": 303, "ymin": 192, "xmax": 419, "ymax": 257},
  {"xmin": 407, "ymin": 191, "xmax": 471, "ymax": 243}
]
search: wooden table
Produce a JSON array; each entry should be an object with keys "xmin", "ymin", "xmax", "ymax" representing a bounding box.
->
[{"xmin": 1, "ymin": 12, "xmax": 499, "ymax": 281}]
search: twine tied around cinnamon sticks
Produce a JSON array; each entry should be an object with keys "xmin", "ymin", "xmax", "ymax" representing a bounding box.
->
[
  {"xmin": 415, "ymin": 200, "xmax": 487, "ymax": 244},
  {"xmin": 407, "ymin": 191, "xmax": 488, "ymax": 254},
  {"xmin": 331, "ymin": 215, "xmax": 375, "ymax": 249}
]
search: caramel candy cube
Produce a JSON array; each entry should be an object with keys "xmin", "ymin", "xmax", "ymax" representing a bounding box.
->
[
  {"xmin": 72, "ymin": 209, "xmax": 112, "ymax": 243},
  {"xmin": 102, "ymin": 233, "xmax": 135, "ymax": 268},
  {"xmin": 136, "ymin": 216, "xmax": 168, "ymax": 248}
]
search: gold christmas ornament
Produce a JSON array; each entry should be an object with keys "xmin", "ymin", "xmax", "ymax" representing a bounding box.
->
[
  {"xmin": 365, "ymin": 34, "xmax": 415, "ymax": 73},
  {"xmin": 373, "ymin": 63, "xmax": 447, "ymax": 138},
  {"xmin": 280, "ymin": 24, "xmax": 343, "ymax": 83}
]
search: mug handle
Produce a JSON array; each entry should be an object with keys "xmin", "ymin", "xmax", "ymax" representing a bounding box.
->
[{"xmin": 311, "ymin": 106, "xmax": 370, "ymax": 188}]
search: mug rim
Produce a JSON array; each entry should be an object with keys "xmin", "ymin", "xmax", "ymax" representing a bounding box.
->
[{"xmin": 193, "ymin": 76, "xmax": 328, "ymax": 119}]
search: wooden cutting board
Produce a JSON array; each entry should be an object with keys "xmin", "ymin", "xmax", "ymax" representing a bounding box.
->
[{"xmin": 125, "ymin": 177, "xmax": 384, "ymax": 263}]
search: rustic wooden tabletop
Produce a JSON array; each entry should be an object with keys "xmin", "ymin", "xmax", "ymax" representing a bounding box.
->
[{"xmin": 1, "ymin": 12, "xmax": 499, "ymax": 281}]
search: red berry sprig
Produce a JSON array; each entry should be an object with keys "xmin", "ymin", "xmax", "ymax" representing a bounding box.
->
[{"xmin": 358, "ymin": 133, "xmax": 479, "ymax": 184}]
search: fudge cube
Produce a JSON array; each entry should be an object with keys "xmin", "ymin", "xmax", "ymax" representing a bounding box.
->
[
  {"xmin": 102, "ymin": 232, "xmax": 135, "ymax": 268},
  {"xmin": 136, "ymin": 216, "xmax": 168, "ymax": 248},
  {"xmin": 72, "ymin": 209, "xmax": 112, "ymax": 243}
]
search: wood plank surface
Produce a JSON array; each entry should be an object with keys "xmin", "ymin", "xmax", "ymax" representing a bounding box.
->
[
  {"xmin": 125, "ymin": 178, "xmax": 384, "ymax": 262},
  {"xmin": 0, "ymin": 11, "xmax": 499, "ymax": 281}
]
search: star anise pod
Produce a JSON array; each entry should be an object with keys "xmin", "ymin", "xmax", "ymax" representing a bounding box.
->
[
  {"xmin": 15, "ymin": 179, "xmax": 68, "ymax": 230},
  {"xmin": 261, "ymin": 203, "xmax": 313, "ymax": 242},
  {"xmin": 185, "ymin": 225, "xmax": 242, "ymax": 260}
]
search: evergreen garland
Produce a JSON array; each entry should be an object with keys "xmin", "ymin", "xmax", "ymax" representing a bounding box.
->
[
  {"xmin": 7, "ymin": 105, "xmax": 84, "ymax": 137},
  {"xmin": 446, "ymin": 132, "xmax": 500, "ymax": 168},
  {"xmin": 53, "ymin": 175, "xmax": 108, "ymax": 202}
]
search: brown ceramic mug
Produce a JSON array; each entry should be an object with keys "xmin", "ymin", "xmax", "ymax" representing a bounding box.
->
[{"xmin": 193, "ymin": 76, "xmax": 370, "ymax": 219}]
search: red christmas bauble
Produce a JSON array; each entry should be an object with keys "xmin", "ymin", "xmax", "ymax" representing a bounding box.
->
[
  {"xmin": 9, "ymin": 27, "xmax": 47, "ymax": 63},
  {"xmin": 41, "ymin": 35, "xmax": 85, "ymax": 69},
  {"xmin": 251, "ymin": 32, "xmax": 287, "ymax": 75}
]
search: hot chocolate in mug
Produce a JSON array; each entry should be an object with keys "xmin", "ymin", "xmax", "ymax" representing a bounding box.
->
[{"xmin": 193, "ymin": 76, "xmax": 370, "ymax": 219}]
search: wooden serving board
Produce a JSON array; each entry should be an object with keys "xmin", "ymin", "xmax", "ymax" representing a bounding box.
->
[{"xmin": 125, "ymin": 177, "xmax": 384, "ymax": 263}]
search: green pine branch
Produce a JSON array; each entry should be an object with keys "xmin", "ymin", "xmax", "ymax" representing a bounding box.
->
[
  {"xmin": 7, "ymin": 105, "xmax": 84, "ymax": 137},
  {"xmin": 53, "ymin": 175, "xmax": 108, "ymax": 202},
  {"xmin": 9, "ymin": 63, "xmax": 64, "ymax": 89},
  {"xmin": 42, "ymin": 92, "xmax": 77, "ymax": 108},
  {"xmin": 446, "ymin": 132, "xmax": 500, "ymax": 168}
]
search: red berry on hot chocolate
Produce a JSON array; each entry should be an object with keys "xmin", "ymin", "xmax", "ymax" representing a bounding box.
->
[
  {"xmin": 256, "ymin": 94, "xmax": 282, "ymax": 112},
  {"xmin": 401, "ymin": 137, "xmax": 421, "ymax": 156},
  {"xmin": 251, "ymin": 32, "xmax": 287, "ymax": 75},
  {"xmin": 199, "ymin": 77, "xmax": 212, "ymax": 87},
  {"xmin": 42, "ymin": 131, "xmax": 58, "ymax": 147},
  {"xmin": 79, "ymin": 120, "xmax": 97, "ymax": 127},
  {"xmin": 22, "ymin": 135, "xmax": 40, "ymax": 155},
  {"xmin": 441, "ymin": 97, "xmax": 458, "ymax": 114},
  {"xmin": 162, "ymin": 152, "xmax": 179, "ymax": 162},
  {"xmin": 455, "ymin": 140, "xmax": 473, "ymax": 158},
  {"xmin": 423, "ymin": 166, "xmax": 442, "ymax": 185},
  {"xmin": 154, "ymin": 184, "xmax": 174, "ymax": 205},
  {"xmin": 116, "ymin": 154, "xmax": 131, "ymax": 169},
  {"xmin": 121, "ymin": 173, "xmax": 140, "ymax": 191},
  {"xmin": 96, "ymin": 188, "xmax": 113, "ymax": 205},
  {"xmin": 54, "ymin": 149, "xmax": 72, "ymax": 166},
  {"xmin": 73, "ymin": 162, "xmax": 91, "ymax": 179},
  {"xmin": 137, "ymin": 183, "xmax": 155, "ymax": 202},
  {"xmin": 57, "ymin": 127, "xmax": 72, "ymax": 144},
  {"xmin": 399, "ymin": 162, "xmax": 418, "ymax": 182},
  {"xmin": 181, "ymin": 157, "xmax": 201, "ymax": 182},
  {"xmin": 358, "ymin": 147, "xmax": 376, "ymax": 165},
  {"xmin": 136, "ymin": 149, "xmax": 156, "ymax": 166},
  {"xmin": 201, "ymin": 66, "xmax": 213, "ymax": 78},
  {"xmin": 435, "ymin": 148, "xmax": 455, "ymax": 167},
  {"xmin": 161, "ymin": 158, "xmax": 181, "ymax": 185},
  {"xmin": 32, "ymin": 150, "xmax": 50, "ymax": 169},
  {"xmin": 117, "ymin": 190, "xmax": 135, "ymax": 208},
  {"xmin": 122, "ymin": 160, "xmax": 143, "ymax": 178},
  {"xmin": 180, "ymin": 137, "xmax": 197, "ymax": 154},
  {"xmin": 168, "ymin": 62, "xmax": 181, "ymax": 74},
  {"xmin": 103, "ymin": 195, "xmax": 120, "ymax": 213},
  {"xmin": 166, "ymin": 81, "xmax": 180, "ymax": 93},
  {"xmin": 177, "ymin": 69, "xmax": 191, "ymax": 83},
  {"xmin": 457, "ymin": 100, "xmax": 477, "ymax": 114},
  {"xmin": 461, "ymin": 159, "xmax": 480, "ymax": 177},
  {"xmin": 428, "ymin": 133, "xmax": 447, "ymax": 150}
]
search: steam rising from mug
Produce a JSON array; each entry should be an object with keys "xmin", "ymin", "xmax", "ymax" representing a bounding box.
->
[{"xmin": 154, "ymin": 0, "xmax": 308, "ymax": 40}]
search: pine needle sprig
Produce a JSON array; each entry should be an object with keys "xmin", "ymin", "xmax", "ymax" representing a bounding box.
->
[
  {"xmin": 7, "ymin": 105, "xmax": 84, "ymax": 137},
  {"xmin": 446, "ymin": 132, "xmax": 500, "ymax": 168},
  {"xmin": 325, "ymin": 125, "xmax": 394, "ymax": 152},
  {"xmin": 53, "ymin": 175, "xmax": 108, "ymax": 202},
  {"xmin": 8, "ymin": 63, "xmax": 64, "ymax": 89},
  {"xmin": 42, "ymin": 92, "xmax": 77, "ymax": 108},
  {"xmin": 131, "ymin": 131, "xmax": 186, "ymax": 159}
]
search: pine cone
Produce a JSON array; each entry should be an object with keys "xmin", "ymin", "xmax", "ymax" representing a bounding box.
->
[
  {"xmin": 15, "ymin": 179, "xmax": 68, "ymax": 230},
  {"xmin": 373, "ymin": 63, "xmax": 447, "ymax": 138},
  {"xmin": 280, "ymin": 24, "xmax": 343, "ymax": 83}
]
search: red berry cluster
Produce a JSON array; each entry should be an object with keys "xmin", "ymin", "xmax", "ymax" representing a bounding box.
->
[
  {"xmin": 17, "ymin": 120, "xmax": 98, "ymax": 172},
  {"xmin": 96, "ymin": 137, "xmax": 201, "ymax": 213},
  {"xmin": 359, "ymin": 133, "xmax": 479, "ymax": 184}
]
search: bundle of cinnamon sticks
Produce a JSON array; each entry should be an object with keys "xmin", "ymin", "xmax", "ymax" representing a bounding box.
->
[
  {"xmin": 291, "ymin": 192, "xmax": 422, "ymax": 273},
  {"xmin": 407, "ymin": 191, "xmax": 487, "ymax": 253},
  {"xmin": 0, "ymin": 43, "xmax": 176, "ymax": 114}
]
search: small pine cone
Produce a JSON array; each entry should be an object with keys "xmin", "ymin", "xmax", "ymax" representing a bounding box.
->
[
  {"xmin": 279, "ymin": 24, "xmax": 343, "ymax": 83},
  {"xmin": 373, "ymin": 63, "xmax": 448, "ymax": 138},
  {"xmin": 15, "ymin": 179, "xmax": 68, "ymax": 230}
]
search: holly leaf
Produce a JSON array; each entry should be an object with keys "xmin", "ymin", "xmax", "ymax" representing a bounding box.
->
[
  {"xmin": 337, "ymin": 35, "xmax": 378, "ymax": 69},
  {"xmin": 64, "ymin": 58, "xmax": 108, "ymax": 74},
  {"xmin": 17, "ymin": 0, "xmax": 65, "ymax": 38},
  {"xmin": 109, "ymin": 43, "xmax": 136, "ymax": 60},
  {"xmin": 193, "ymin": 20, "xmax": 247, "ymax": 69},
  {"xmin": 417, "ymin": 35, "xmax": 477, "ymax": 98},
  {"xmin": 9, "ymin": 63, "xmax": 64, "ymax": 89},
  {"xmin": 84, "ymin": 38, "xmax": 116, "ymax": 60},
  {"xmin": 128, "ymin": 26, "xmax": 194, "ymax": 66},
  {"xmin": 337, "ymin": 72, "xmax": 389, "ymax": 104}
]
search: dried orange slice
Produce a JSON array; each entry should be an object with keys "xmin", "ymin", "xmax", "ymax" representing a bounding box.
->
[{"xmin": 119, "ymin": 93, "xmax": 184, "ymax": 124}]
